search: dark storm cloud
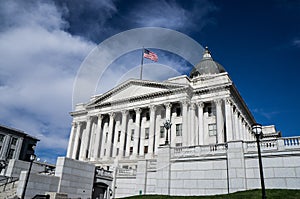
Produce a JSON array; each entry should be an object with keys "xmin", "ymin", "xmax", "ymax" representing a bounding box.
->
[{"xmin": 53, "ymin": 0, "xmax": 119, "ymax": 42}]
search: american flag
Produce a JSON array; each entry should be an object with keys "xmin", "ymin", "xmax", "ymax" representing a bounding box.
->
[{"xmin": 143, "ymin": 49, "xmax": 158, "ymax": 62}]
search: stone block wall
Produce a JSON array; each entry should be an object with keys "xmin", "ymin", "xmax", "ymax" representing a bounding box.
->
[
  {"xmin": 245, "ymin": 151, "xmax": 300, "ymax": 190},
  {"xmin": 55, "ymin": 157, "xmax": 95, "ymax": 199},
  {"xmin": 16, "ymin": 172, "xmax": 59, "ymax": 198}
]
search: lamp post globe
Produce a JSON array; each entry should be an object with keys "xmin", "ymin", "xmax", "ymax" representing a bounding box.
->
[{"xmin": 251, "ymin": 123, "xmax": 266, "ymax": 199}]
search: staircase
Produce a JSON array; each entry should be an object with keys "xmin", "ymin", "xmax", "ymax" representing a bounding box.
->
[{"xmin": 0, "ymin": 178, "xmax": 19, "ymax": 199}]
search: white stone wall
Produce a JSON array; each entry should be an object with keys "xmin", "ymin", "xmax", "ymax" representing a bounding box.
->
[
  {"xmin": 115, "ymin": 177, "xmax": 137, "ymax": 198},
  {"xmin": 16, "ymin": 172, "xmax": 59, "ymax": 199},
  {"xmin": 55, "ymin": 157, "xmax": 95, "ymax": 198},
  {"xmin": 170, "ymin": 159, "xmax": 228, "ymax": 196},
  {"xmin": 245, "ymin": 152, "xmax": 300, "ymax": 189},
  {"xmin": 5, "ymin": 159, "xmax": 47, "ymax": 178}
]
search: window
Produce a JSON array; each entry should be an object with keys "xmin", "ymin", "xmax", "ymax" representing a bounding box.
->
[
  {"xmin": 11, "ymin": 137, "xmax": 18, "ymax": 146},
  {"xmin": 0, "ymin": 134, "xmax": 5, "ymax": 142},
  {"xmin": 176, "ymin": 107, "xmax": 181, "ymax": 116},
  {"xmin": 116, "ymin": 148, "xmax": 119, "ymax": 156},
  {"xmin": 129, "ymin": 147, "xmax": 133, "ymax": 155},
  {"xmin": 144, "ymin": 146, "xmax": 148, "ymax": 154},
  {"xmin": 146, "ymin": 112, "xmax": 150, "ymax": 121},
  {"xmin": 160, "ymin": 126, "xmax": 165, "ymax": 138},
  {"xmin": 175, "ymin": 143, "xmax": 182, "ymax": 152},
  {"xmin": 207, "ymin": 104, "xmax": 216, "ymax": 117},
  {"xmin": 105, "ymin": 132, "xmax": 108, "ymax": 143},
  {"xmin": 145, "ymin": 128, "xmax": 149, "ymax": 139},
  {"xmin": 7, "ymin": 149, "xmax": 15, "ymax": 159},
  {"xmin": 208, "ymin": 123, "xmax": 217, "ymax": 136},
  {"xmin": 176, "ymin": 143, "xmax": 182, "ymax": 147},
  {"xmin": 176, "ymin": 124, "xmax": 182, "ymax": 136},
  {"xmin": 131, "ymin": 129, "xmax": 134, "ymax": 141},
  {"xmin": 117, "ymin": 131, "xmax": 121, "ymax": 142},
  {"xmin": 104, "ymin": 149, "xmax": 106, "ymax": 156}
]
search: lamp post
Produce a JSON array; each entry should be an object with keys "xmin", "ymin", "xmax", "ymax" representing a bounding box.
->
[
  {"xmin": 163, "ymin": 119, "xmax": 172, "ymax": 145},
  {"xmin": 21, "ymin": 154, "xmax": 36, "ymax": 199},
  {"xmin": 252, "ymin": 123, "xmax": 266, "ymax": 199}
]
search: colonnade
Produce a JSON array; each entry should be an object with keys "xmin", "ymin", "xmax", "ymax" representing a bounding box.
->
[{"xmin": 66, "ymin": 98, "xmax": 254, "ymax": 161}]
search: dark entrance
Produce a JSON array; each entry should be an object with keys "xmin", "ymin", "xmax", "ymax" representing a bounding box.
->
[{"xmin": 93, "ymin": 182, "xmax": 108, "ymax": 199}]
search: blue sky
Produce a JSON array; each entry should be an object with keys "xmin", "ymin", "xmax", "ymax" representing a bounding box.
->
[{"xmin": 0, "ymin": 0, "xmax": 299, "ymax": 163}]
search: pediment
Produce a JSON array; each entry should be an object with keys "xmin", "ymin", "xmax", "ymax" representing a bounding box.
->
[{"xmin": 87, "ymin": 79, "xmax": 187, "ymax": 108}]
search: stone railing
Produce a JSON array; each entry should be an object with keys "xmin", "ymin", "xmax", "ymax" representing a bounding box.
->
[
  {"xmin": 95, "ymin": 167, "xmax": 113, "ymax": 179},
  {"xmin": 117, "ymin": 168, "xmax": 137, "ymax": 177},
  {"xmin": 171, "ymin": 144, "xmax": 227, "ymax": 159},
  {"xmin": 147, "ymin": 160, "xmax": 157, "ymax": 171},
  {"xmin": 244, "ymin": 136, "xmax": 300, "ymax": 153}
]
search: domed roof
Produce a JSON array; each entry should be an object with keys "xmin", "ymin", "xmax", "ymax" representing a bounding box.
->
[{"xmin": 189, "ymin": 47, "xmax": 226, "ymax": 78}]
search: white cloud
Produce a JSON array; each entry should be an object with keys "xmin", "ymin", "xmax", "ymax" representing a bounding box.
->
[{"xmin": 0, "ymin": 1, "xmax": 96, "ymax": 161}]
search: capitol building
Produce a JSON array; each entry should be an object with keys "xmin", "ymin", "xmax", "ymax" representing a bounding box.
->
[
  {"xmin": 67, "ymin": 47, "xmax": 263, "ymax": 163},
  {"xmin": 2, "ymin": 48, "xmax": 299, "ymax": 199}
]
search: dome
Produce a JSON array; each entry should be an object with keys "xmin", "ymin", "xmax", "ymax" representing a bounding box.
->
[{"xmin": 189, "ymin": 47, "xmax": 226, "ymax": 78}]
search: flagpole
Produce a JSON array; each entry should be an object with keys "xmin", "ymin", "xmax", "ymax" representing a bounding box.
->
[{"xmin": 140, "ymin": 47, "xmax": 144, "ymax": 80}]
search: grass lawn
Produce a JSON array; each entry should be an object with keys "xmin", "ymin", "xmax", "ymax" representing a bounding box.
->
[{"xmin": 123, "ymin": 189, "xmax": 300, "ymax": 199}]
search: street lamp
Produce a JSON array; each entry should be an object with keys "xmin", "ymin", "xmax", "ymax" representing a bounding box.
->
[
  {"xmin": 163, "ymin": 119, "xmax": 172, "ymax": 145},
  {"xmin": 21, "ymin": 154, "xmax": 36, "ymax": 199},
  {"xmin": 252, "ymin": 123, "xmax": 266, "ymax": 199}
]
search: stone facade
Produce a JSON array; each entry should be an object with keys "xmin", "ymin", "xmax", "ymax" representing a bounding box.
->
[{"xmin": 0, "ymin": 124, "xmax": 39, "ymax": 162}]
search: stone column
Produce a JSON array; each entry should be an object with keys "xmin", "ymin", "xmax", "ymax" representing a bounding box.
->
[
  {"xmin": 120, "ymin": 110, "xmax": 128, "ymax": 157},
  {"xmin": 225, "ymin": 99, "xmax": 233, "ymax": 142},
  {"xmin": 107, "ymin": 113, "xmax": 115, "ymax": 158},
  {"xmin": 92, "ymin": 114, "xmax": 103, "ymax": 160},
  {"xmin": 215, "ymin": 99, "xmax": 224, "ymax": 143},
  {"xmin": 239, "ymin": 116, "xmax": 244, "ymax": 141},
  {"xmin": 100, "ymin": 122, "xmax": 108, "ymax": 158},
  {"xmin": 88, "ymin": 118, "xmax": 97, "ymax": 159},
  {"xmin": 181, "ymin": 101, "xmax": 188, "ymax": 146},
  {"xmin": 189, "ymin": 103, "xmax": 196, "ymax": 146},
  {"xmin": 125, "ymin": 118, "xmax": 132, "ymax": 157},
  {"xmin": 197, "ymin": 102, "xmax": 204, "ymax": 145},
  {"xmin": 149, "ymin": 105, "xmax": 156, "ymax": 155},
  {"xmin": 81, "ymin": 116, "xmax": 93, "ymax": 160},
  {"xmin": 233, "ymin": 110, "xmax": 240, "ymax": 140},
  {"xmin": 67, "ymin": 122, "xmax": 77, "ymax": 158},
  {"xmin": 1, "ymin": 135, "xmax": 11, "ymax": 159},
  {"xmin": 154, "ymin": 114, "xmax": 161, "ymax": 154},
  {"xmin": 72, "ymin": 122, "xmax": 82, "ymax": 159},
  {"xmin": 14, "ymin": 137, "xmax": 24, "ymax": 159},
  {"xmin": 139, "ymin": 117, "xmax": 146, "ymax": 157},
  {"xmin": 133, "ymin": 108, "xmax": 141, "ymax": 156}
]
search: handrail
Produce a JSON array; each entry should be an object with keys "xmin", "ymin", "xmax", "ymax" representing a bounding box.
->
[{"xmin": 0, "ymin": 176, "xmax": 19, "ymax": 192}]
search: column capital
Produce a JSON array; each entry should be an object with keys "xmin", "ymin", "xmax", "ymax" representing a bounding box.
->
[
  {"xmin": 97, "ymin": 114, "xmax": 103, "ymax": 119},
  {"xmin": 149, "ymin": 105, "xmax": 156, "ymax": 111},
  {"xmin": 214, "ymin": 99, "xmax": 222, "ymax": 106},
  {"xmin": 164, "ymin": 102, "xmax": 172, "ymax": 109},
  {"xmin": 181, "ymin": 100, "xmax": 189, "ymax": 106},
  {"xmin": 134, "ymin": 108, "xmax": 141, "ymax": 114},
  {"xmin": 197, "ymin": 102, "xmax": 204, "ymax": 108},
  {"xmin": 121, "ymin": 110, "xmax": 128, "ymax": 115},
  {"xmin": 225, "ymin": 98, "xmax": 232, "ymax": 105},
  {"xmin": 190, "ymin": 103, "xmax": 196, "ymax": 110},
  {"xmin": 109, "ymin": 112, "xmax": 115, "ymax": 118},
  {"xmin": 72, "ymin": 122, "xmax": 77, "ymax": 127},
  {"xmin": 233, "ymin": 108, "xmax": 238, "ymax": 115}
]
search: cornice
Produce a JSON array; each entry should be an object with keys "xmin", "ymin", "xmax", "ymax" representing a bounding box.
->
[
  {"xmin": 90, "ymin": 86, "xmax": 190, "ymax": 109},
  {"xmin": 86, "ymin": 79, "xmax": 187, "ymax": 108}
]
